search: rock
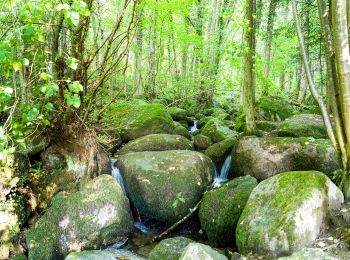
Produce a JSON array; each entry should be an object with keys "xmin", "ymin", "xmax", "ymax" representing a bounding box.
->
[
  {"xmin": 168, "ymin": 107, "xmax": 187, "ymax": 121},
  {"xmin": 212, "ymin": 112, "xmax": 231, "ymax": 121},
  {"xmin": 179, "ymin": 120, "xmax": 189, "ymax": 128},
  {"xmin": 278, "ymin": 114, "xmax": 328, "ymax": 138},
  {"xmin": 278, "ymin": 248, "xmax": 337, "ymax": 260},
  {"xmin": 179, "ymin": 242, "xmax": 228, "ymax": 260},
  {"xmin": 117, "ymin": 150, "xmax": 214, "ymax": 223},
  {"xmin": 198, "ymin": 116, "xmax": 213, "ymax": 128},
  {"xmin": 193, "ymin": 134, "xmax": 213, "ymax": 150},
  {"xmin": 149, "ymin": 236, "xmax": 194, "ymax": 260},
  {"xmin": 65, "ymin": 248, "xmax": 145, "ymax": 260},
  {"xmin": 205, "ymin": 138, "xmax": 238, "ymax": 166},
  {"xmin": 0, "ymin": 197, "xmax": 25, "ymax": 260},
  {"xmin": 199, "ymin": 176, "xmax": 257, "ymax": 246},
  {"xmin": 173, "ymin": 122, "xmax": 191, "ymax": 139},
  {"xmin": 256, "ymin": 121, "xmax": 280, "ymax": 132},
  {"xmin": 256, "ymin": 96, "xmax": 295, "ymax": 121},
  {"xmin": 23, "ymin": 130, "xmax": 49, "ymax": 156},
  {"xmin": 26, "ymin": 175, "xmax": 133, "ymax": 259},
  {"xmin": 232, "ymin": 137, "xmax": 339, "ymax": 180},
  {"xmin": 200, "ymin": 118, "xmax": 239, "ymax": 143},
  {"xmin": 203, "ymin": 107, "xmax": 226, "ymax": 116},
  {"xmin": 117, "ymin": 134, "xmax": 192, "ymax": 155},
  {"xmin": 236, "ymin": 171, "xmax": 344, "ymax": 258},
  {"xmin": 106, "ymin": 101, "xmax": 175, "ymax": 141}
]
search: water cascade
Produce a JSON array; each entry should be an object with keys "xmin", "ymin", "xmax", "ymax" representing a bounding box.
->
[
  {"xmin": 189, "ymin": 120, "xmax": 198, "ymax": 133},
  {"xmin": 111, "ymin": 159, "xmax": 127, "ymax": 194},
  {"xmin": 213, "ymin": 155, "xmax": 231, "ymax": 188}
]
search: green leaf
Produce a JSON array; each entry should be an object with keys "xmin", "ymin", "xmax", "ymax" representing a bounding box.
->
[
  {"xmin": 12, "ymin": 61, "xmax": 22, "ymax": 71},
  {"xmin": 66, "ymin": 94, "xmax": 81, "ymax": 108},
  {"xmin": 66, "ymin": 57, "xmax": 78, "ymax": 70},
  {"xmin": 172, "ymin": 200, "xmax": 178, "ymax": 209},
  {"xmin": 68, "ymin": 81, "xmax": 83, "ymax": 93},
  {"xmin": 57, "ymin": 3, "xmax": 70, "ymax": 11},
  {"xmin": 178, "ymin": 197, "xmax": 185, "ymax": 203},
  {"xmin": 66, "ymin": 11, "xmax": 80, "ymax": 27},
  {"xmin": 40, "ymin": 72, "xmax": 52, "ymax": 80},
  {"xmin": 40, "ymin": 83, "xmax": 59, "ymax": 97},
  {"xmin": 44, "ymin": 102, "xmax": 54, "ymax": 111},
  {"xmin": 25, "ymin": 107, "xmax": 39, "ymax": 122},
  {"xmin": 23, "ymin": 58, "xmax": 29, "ymax": 66}
]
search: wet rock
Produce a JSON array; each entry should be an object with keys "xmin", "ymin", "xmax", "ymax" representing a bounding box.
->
[
  {"xmin": 172, "ymin": 122, "xmax": 191, "ymax": 139},
  {"xmin": 65, "ymin": 248, "xmax": 145, "ymax": 260},
  {"xmin": 193, "ymin": 134, "xmax": 213, "ymax": 151},
  {"xmin": 278, "ymin": 248, "xmax": 337, "ymax": 260},
  {"xmin": 149, "ymin": 236, "xmax": 194, "ymax": 260},
  {"xmin": 236, "ymin": 171, "xmax": 344, "ymax": 258},
  {"xmin": 26, "ymin": 175, "xmax": 133, "ymax": 259},
  {"xmin": 278, "ymin": 114, "xmax": 328, "ymax": 139},
  {"xmin": 22, "ymin": 130, "xmax": 49, "ymax": 156},
  {"xmin": 232, "ymin": 137, "xmax": 339, "ymax": 180},
  {"xmin": 118, "ymin": 150, "xmax": 214, "ymax": 224},
  {"xmin": 200, "ymin": 118, "xmax": 239, "ymax": 143},
  {"xmin": 199, "ymin": 176, "xmax": 257, "ymax": 246},
  {"xmin": 205, "ymin": 138, "xmax": 238, "ymax": 166},
  {"xmin": 117, "ymin": 134, "xmax": 192, "ymax": 155},
  {"xmin": 179, "ymin": 242, "xmax": 228, "ymax": 260}
]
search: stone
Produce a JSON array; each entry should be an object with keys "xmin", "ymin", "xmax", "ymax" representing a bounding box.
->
[
  {"xmin": 205, "ymin": 138, "xmax": 238, "ymax": 166},
  {"xmin": 256, "ymin": 96, "xmax": 295, "ymax": 121},
  {"xmin": 117, "ymin": 134, "xmax": 192, "ymax": 155},
  {"xmin": 232, "ymin": 137, "xmax": 339, "ymax": 180},
  {"xmin": 149, "ymin": 237, "xmax": 194, "ymax": 260},
  {"xmin": 65, "ymin": 248, "xmax": 145, "ymax": 260},
  {"xmin": 26, "ymin": 175, "xmax": 133, "ymax": 260},
  {"xmin": 193, "ymin": 134, "xmax": 213, "ymax": 151},
  {"xmin": 172, "ymin": 122, "xmax": 191, "ymax": 139},
  {"xmin": 179, "ymin": 242, "xmax": 228, "ymax": 260},
  {"xmin": 278, "ymin": 248, "xmax": 337, "ymax": 260},
  {"xmin": 236, "ymin": 171, "xmax": 344, "ymax": 258},
  {"xmin": 168, "ymin": 107, "xmax": 187, "ymax": 121},
  {"xmin": 200, "ymin": 118, "xmax": 239, "ymax": 143},
  {"xmin": 199, "ymin": 176, "xmax": 257, "ymax": 246},
  {"xmin": 278, "ymin": 114, "xmax": 328, "ymax": 139},
  {"xmin": 117, "ymin": 150, "xmax": 214, "ymax": 223}
]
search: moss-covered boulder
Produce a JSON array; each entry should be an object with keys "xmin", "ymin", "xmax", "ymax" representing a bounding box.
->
[
  {"xmin": 212, "ymin": 112, "xmax": 231, "ymax": 121},
  {"xmin": 106, "ymin": 101, "xmax": 175, "ymax": 141},
  {"xmin": 200, "ymin": 118, "xmax": 239, "ymax": 143},
  {"xmin": 168, "ymin": 107, "xmax": 187, "ymax": 121},
  {"xmin": 117, "ymin": 134, "xmax": 192, "ymax": 155},
  {"xmin": 278, "ymin": 114, "xmax": 328, "ymax": 138},
  {"xmin": 65, "ymin": 248, "xmax": 145, "ymax": 260},
  {"xmin": 198, "ymin": 116, "xmax": 214, "ymax": 128},
  {"xmin": 26, "ymin": 175, "xmax": 133, "ymax": 260},
  {"xmin": 236, "ymin": 171, "xmax": 344, "ymax": 258},
  {"xmin": 23, "ymin": 130, "xmax": 49, "ymax": 156},
  {"xmin": 278, "ymin": 248, "xmax": 337, "ymax": 260},
  {"xmin": 179, "ymin": 242, "xmax": 228, "ymax": 260},
  {"xmin": 199, "ymin": 176, "xmax": 257, "ymax": 246},
  {"xmin": 256, "ymin": 96, "xmax": 295, "ymax": 121},
  {"xmin": 172, "ymin": 122, "xmax": 191, "ymax": 139},
  {"xmin": 256, "ymin": 121, "xmax": 280, "ymax": 132},
  {"xmin": 193, "ymin": 134, "xmax": 213, "ymax": 150},
  {"xmin": 205, "ymin": 138, "xmax": 238, "ymax": 166},
  {"xmin": 232, "ymin": 137, "xmax": 339, "ymax": 180},
  {"xmin": 148, "ymin": 237, "xmax": 194, "ymax": 260},
  {"xmin": 117, "ymin": 151, "xmax": 214, "ymax": 224}
]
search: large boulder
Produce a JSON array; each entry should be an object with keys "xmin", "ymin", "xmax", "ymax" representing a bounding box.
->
[
  {"xmin": 278, "ymin": 114, "xmax": 328, "ymax": 138},
  {"xmin": 149, "ymin": 236, "xmax": 194, "ymax": 260},
  {"xmin": 200, "ymin": 118, "xmax": 239, "ymax": 143},
  {"xmin": 106, "ymin": 101, "xmax": 175, "ymax": 141},
  {"xmin": 232, "ymin": 137, "xmax": 339, "ymax": 180},
  {"xmin": 278, "ymin": 248, "xmax": 337, "ymax": 260},
  {"xmin": 199, "ymin": 176, "xmax": 257, "ymax": 246},
  {"xmin": 205, "ymin": 138, "xmax": 238, "ymax": 166},
  {"xmin": 65, "ymin": 248, "xmax": 145, "ymax": 260},
  {"xmin": 117, "ymin": 134, "xmax": 192, "ymax": 155},
  {"xmin": 179, "ymin": 242, "xmax": 228, "ymax": 260},
  {"xmin": 26, "ymin": 175, "xmax": 133, "ymax": 260},
  {"xmin": 172, "ymin": 121, "xmax": 191, "ymax": 139},
  {"xmin": 167, "ymin": 107, "xmax": 187, "ymax": 121},
  {"xmin": 236, "ymin": 171, "xmax": 344, "ymax": 258},
  {"xmin": 256, "ymin": 96, "xmax": 295, "ymax": 121},
  {"xmin": 193, "ymin": 134, "xmax": 213, "ymax": 151},
  {"xmin": 117, "ymin": 150, "xmax": 214, "ymax": 223}
]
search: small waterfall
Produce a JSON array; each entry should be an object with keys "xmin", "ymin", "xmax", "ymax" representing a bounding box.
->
[
  {"xmin": 213, "ymin": 155, "xmax": 231, "ymax": 188},
  {"xmin": 189, "ymin": 120, "xmax": 198, "ymax": 133},
  {"xmin": 111, "ymin": 159, "xmax": 127, "ymax": 194}
]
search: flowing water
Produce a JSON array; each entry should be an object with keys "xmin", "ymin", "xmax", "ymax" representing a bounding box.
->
[
  {"xmin": 111, "ymin": 159, "xmax": 127, "ymax": 194},
  {"xmin": 213, "ymin": 155, "xmax": 231, "ymax": 188},
  {"xmin": 189, "ymin": 120, "xmax": 198, "ymax": 133}
]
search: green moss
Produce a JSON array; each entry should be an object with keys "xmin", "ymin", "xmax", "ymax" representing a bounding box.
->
[
  {"xmin": 167, "ymin": 107, "xmax": 187, "ymax": 121},
  {"xmin": 149, "ymin": 237, "xmax": 194, "ymax": 260},
  {"xmin": 205, "ymin": 138, "xmax": 238, "ymax": 166},
  {"xmin": 257, "ymin": 96, "xmax": 295, "ymax": 121},
  {"xmin": 199, "ymin": 176, "xmax": 257, "ymax": 246},
  {"xmin": 236, "ymin": 171, "xmax": 330, "ymax": 257},
  {"xmin": 200, "ymin": 118, "xmax": 238, "ymax": 143},
  {"xmin": 193, "ymin": 135, "xmax": 213, "ymax": 150}
]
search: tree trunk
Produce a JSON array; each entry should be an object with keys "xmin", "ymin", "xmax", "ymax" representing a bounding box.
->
[
  {"xmin": 243, "ymin": 0, "xmax": 256, "ymax": 134},
  {"xmin": 134, "ymin": 1, "xmax": 143, "ymax": 96}
]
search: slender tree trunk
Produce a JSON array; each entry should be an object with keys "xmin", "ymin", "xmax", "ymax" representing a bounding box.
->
[
  {"xmin": 148, "ymin": 5, "xmax": 157, "ymax": 99},
  {"xmin": 243, "ymin": 0, "xmax": 256, "ymax": 134},
  {"xmin": 134, "ymin": 1, "xmax": 143, "ymax": 96},
  {"xmin": 262, "ymin": 0, "xmax": 277, "ymax": 95}
]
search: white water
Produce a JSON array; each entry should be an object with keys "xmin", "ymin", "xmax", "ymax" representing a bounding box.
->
[
  {"xmin": 134, "ymin": 221, "xmax": 152, "ymax": 234},
  {"xmin": 213, "ymin": 155, "xmax": 231, "ymax": 188},
  {"xmin": 111, "ymin": 159, "xmax": 127, "ymax": 194},
  {"xmin": 189, "ymin": 120, "xmax": 198, "ymax": 133}
]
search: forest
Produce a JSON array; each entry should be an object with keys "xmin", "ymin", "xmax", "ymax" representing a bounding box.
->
[{"xmin": 1, "ymin": 0, "xmax": 350, "ymax": 259}]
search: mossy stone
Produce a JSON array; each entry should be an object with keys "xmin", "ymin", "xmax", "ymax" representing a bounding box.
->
[
  {"xmin": 200, "ymin": 118, "xmax": 239, "ymax": 143},
  {"xmin": 193, "ymin": 134, "xmax": 213, "ymax": 150},
  {"xmin": 167, "ymin": 107, "xmax": 187, "ymax": 121},
  {"xmin": 117, "ymin": 134, "xmax": 192, "ymax": 155},
  {"xmin": 117, "ymin": 151, "xmax": 214, "ymax": 224},
  {"xmin": 205, "ymin": 138, "xmax": 238, "ymax": 166},
  {"xmin": 172, "ymin": 122, "xmax": 191, "ymax": 139},
  {"xmin": 256, "ymin": 96, "xmax": 295, "ymax": 121},
  {"xmin": 26, "ymin": 175, "xmax": 133, "ymax": 260},
  {"xmin": 236, "ymin": 171, "xmax": 343, "ymax": 258},
  {"xmin": 179, "ymin": 242, "xmax": 228, "ymax": 260},
  {"xmin": 278, "ymin": 114, "xmax": 328, "ymax": 138},
  {"xmin": 148, "ymin": 236, "xmax": 194, "ymax": 260},
  {"xmin": 199, "ymin": 176, "xmax": 257, "ymax": 246},
  {"xmin": 232, "ymin": 136, "xmax": 340, "ymax": 180}
]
